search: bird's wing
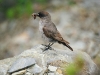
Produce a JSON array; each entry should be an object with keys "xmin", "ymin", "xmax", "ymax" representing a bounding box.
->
[{"xmin": 43, "ymin": 23, "xmax": 69, "ymax": 44}]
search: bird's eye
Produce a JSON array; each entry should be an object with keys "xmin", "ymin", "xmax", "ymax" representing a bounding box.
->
[{"xmin": 38, "ymin": 12, "xmax": 45, "ymax": 18}]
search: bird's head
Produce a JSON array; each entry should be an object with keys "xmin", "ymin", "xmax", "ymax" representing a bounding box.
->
[{"xmin": 32, "ymin": 11, "xmax": 51, "ymax": 19}]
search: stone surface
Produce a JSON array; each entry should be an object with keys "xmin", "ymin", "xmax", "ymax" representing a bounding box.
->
[
  {"xmin": 0, "ymin": 65, "xmax": 8, "ymax": 75},
  {"xmin": 0, "ymin": 45, "xmax": 99, "ymax": 75},
  {"xmin": 25, "ymin": 72, "xmax": 31, "ymax": 75},
  {"xmin": 48, "ymin": 73, "xmax": 55, "ymax": 75},
  {"xmin": 48, "ymin": 65, "xmax": 57, "ymax": 72},
  {"xmin": 27, "ymin": 64, "xmax": 43, "ymax": 74},
  {"xmin": 56, "ymin": 72, "xmax": 63, "ymax": 75},
  {"xmin": 12, "ymin": 70, "xmax": 26, "ymax": 75},
  {"xmin": 56, "ymin": 68, "xmax": 62, "ymax": 74},
  {"xmin": 8, "ymin": 57, "xmax": 36, "ymax": 73}
]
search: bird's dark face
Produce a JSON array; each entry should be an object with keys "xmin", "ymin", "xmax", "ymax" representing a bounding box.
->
[
  {"xmin": 38, "ymin": 11, "xmax": 48, "ymax": 18},
  {"xmin": 32, "ymin": 11, "xmax": 49, "ymax": 19}
]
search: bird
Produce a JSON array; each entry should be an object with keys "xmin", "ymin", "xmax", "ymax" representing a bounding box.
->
[{"xmin": 32, "ymin": 11, "xmax": 73, "ymax": 51}]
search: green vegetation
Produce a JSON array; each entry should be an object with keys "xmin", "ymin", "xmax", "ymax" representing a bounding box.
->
[
  {"xmin": 36, "ymin": 0, "xmax": 47, "ymax": 4},
  {"xmin": 0, "ymin": 0, "xmax": 48, "ymax": 19},
  {"xmin": 67, "ymin": 0, "xmax": 76, "ymax": 6},
  {"xmin": 0, "ymin": 0, "xmax": 76, "ymax": 20},
  {"xmin": 6, "ymin": 0, "xmax": 33, "ymax": 19},
  {"xmin": 63, "ymin": 55, "xmax": 84, "ymax": 75}
]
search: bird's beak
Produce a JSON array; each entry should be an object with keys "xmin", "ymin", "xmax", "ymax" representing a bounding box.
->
[{"xmin": 32, "ymin": 13, "xmax": 39, "ymax": 19}]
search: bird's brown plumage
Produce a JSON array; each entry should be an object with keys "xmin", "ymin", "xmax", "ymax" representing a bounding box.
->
[{"xmin": 43, "ymin": 23, "xmax": 73, "ymax": 51}]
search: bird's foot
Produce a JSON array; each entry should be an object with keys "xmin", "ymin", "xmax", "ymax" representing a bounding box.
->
[
  {"xmin": 42, "ymin": 47, "xmax": 54, "ymax": 52},
  {"xmin": 41, "ymin": 44, "xmax": 48, "ymax": 47},
  {"xmin": 41, "ymin": 44, "xmax": 54, "ymax": 51}
]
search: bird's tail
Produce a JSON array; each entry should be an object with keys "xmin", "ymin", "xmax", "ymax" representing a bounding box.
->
[{"xmin": 58, "ymin": 39, "xmax": 73, "ymax": 51}]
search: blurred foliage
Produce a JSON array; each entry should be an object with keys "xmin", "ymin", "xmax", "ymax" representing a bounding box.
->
[
  {"xmin": 0, "ymin": 0, "xmax": 77, "ymax": 20},
  {"xmin": 6, "ymin": 0, "xmax": 33, "ymax": 19},
  {"xmin": 67, "ymin": 0, "xmax": 76, "ymax": 6},
  {"xmin": 35, "ymin": 0, "xmax": 47, "ymax": 4},
  {"xmin": 0, "ymin": 0, "xmax": 48, "ymax": 20},
  {"xmin": 63, "ymin": 55, "xmax": 84, "ymax": 75}
]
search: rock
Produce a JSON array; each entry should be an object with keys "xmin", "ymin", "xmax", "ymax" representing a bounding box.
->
[
  {"xmin": 11, "ymin": 70, "xmax": 26, "ymax": 75},
  {"xmin": 25, "ymin": 72, "xmax": 31, "ymax": 75},
  {"xmin": 48, "ymin": 65, "xmax": 57, "ymax": 72},
  {"xmin": 8, "ymin": 57, "xmax": 36, "ymax": 74},
  {"xmin": 56, "ymin": 68, "xmax": 62, "ymax": 74},
  {"xmin": 56, "ymin": 72, "xmax": 63, "ymax": 75},
  {"xmin": 27, "ymin": 64, "xmax": 43, "ymax": 74},
  {"xmin": 0, "ymin": 65, "xmax": 8, "ymax": 75},
  {"xmin": 72, "ymin": 41, "xmax": 86, "ymax": 50},
  {"xmin": 0, "ymin": 58, "xmax": 15, "ymax": 75},
  {"xmin": 0, "ymin": 45, "xmax": 99, "ymax": 75},
  {"xmin": 48, "ymin": 73, "xmax": 55, "ymax": 75}
]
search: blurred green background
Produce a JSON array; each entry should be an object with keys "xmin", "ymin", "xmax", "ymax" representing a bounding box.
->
[
  {"xmin": 0, "ymin": 0, "xmax": 78, "ymax": 21},
  {"xmin": 0, "ymin": 0, "xmax": 100, "ymax": 74},
  {"xmin": 0, "ymin": 0, "xmax": 48, "ymax": 21}
]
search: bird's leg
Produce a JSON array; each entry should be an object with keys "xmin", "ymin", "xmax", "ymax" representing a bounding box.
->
[
  {"xmin": 41, "ymin": 43, "xmax": 51, "ymax": 48},
  {"xmin": 42, "ymin": 43, "xmax": 54, "ymax": 51},
  {"xmin": 44, "ymin": 43, "xmax": 51, "ymax": 51},
  {"xmin": 48, "ymin": 43, "xmax": 54, "ymax": 50},
  {"xmin": 41, "ymin": 44, "xmax": 48, "ymax": 47},
  {"xmin": 49, "ymin": 43, "xmax": 54, "ymax": 46}
]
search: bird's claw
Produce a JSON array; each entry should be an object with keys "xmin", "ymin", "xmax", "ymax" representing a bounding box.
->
[
  {"xmin": 41, "ymin": 44, "xmax": 54, "ymax": 51},
  {"xmin": 43, "ymin": 47, "xmax": 54, "ymax": 51},
  {"xmin": 41, "ymin": 44, "xmax": 48, "ymax": 47}
]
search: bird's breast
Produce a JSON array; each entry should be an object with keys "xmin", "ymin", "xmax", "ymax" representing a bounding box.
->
[{"xmin": 39, "ymin": 20, "xmax": 50, "ymax": 42}]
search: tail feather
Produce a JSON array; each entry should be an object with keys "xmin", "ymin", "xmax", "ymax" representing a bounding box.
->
[{"xmin": 58, "ymin": 40, "xmax": 73, "ymax": 51}]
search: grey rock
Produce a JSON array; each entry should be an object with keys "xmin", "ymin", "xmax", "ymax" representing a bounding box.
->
[
  {"xmin": 12, "ymin": 70, "xmax": 26, "ymax": 75},
  {"xmin": 25, "ymin": 72, "xmax": 31, "ymax": 75},
  {"xmin": 48, "ymin": 65, "xmax": 57, "ymax": 72},
  {"xmin": 0, "ymin": 58, "xmax": 15, "ymax": 75},
  {"xmin": 48, "ymin": 73, "xmax": 55, "ymax": 75},
  {"xmin": 8, "ymin": 57, "xmax": 36, "ymax": 74},
  {"xmin": 29, "ymin": 45, "xmax": 100, "ymax": 75},
  {"xmin": 0, "ymin": 45, "xmax": 99, "ymax": 75},
  {"xmin": 55, "ymin": 72, "xmax": 63, "ymax": 75},
  {"xmin": 0, "ymin": 65, "xmax": 8, "ymax": 75},
  {"xmin": 27, "ymin": 64, "xmax": 42, "ymax": 74}
]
